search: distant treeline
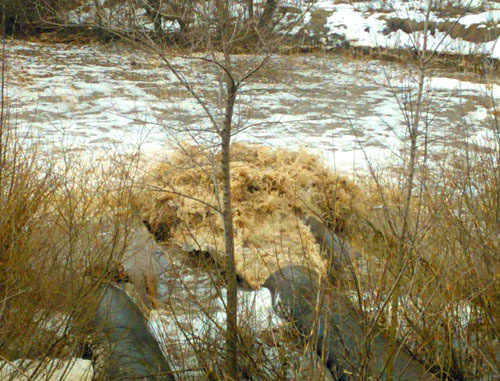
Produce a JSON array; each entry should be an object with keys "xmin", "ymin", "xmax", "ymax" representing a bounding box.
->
[{"xmin": 1, "ymin": 0, "xmax": 280, "ymax": 38}]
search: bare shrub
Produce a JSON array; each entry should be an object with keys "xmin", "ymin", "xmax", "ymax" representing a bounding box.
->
[{"xmin": 0, "ymin": 43, "xmax": 143, "ymax": 379}]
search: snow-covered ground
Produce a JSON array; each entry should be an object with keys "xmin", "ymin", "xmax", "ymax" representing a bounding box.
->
[
  {"xmin": 309, "ymin": 0, "xmax": 500, "ymax": 58},
  {"xmin": 6, "ymin": 39, "xmax": 497, "ymax": 171}
]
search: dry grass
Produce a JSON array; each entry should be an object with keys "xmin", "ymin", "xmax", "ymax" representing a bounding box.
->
[
  {"xmin": 2, "ymin": 121, "xmax": 496, "ymax": 379},
  {"xmin": 0, "ymin": 93, "xmax": 142, "ymax": 379},
  {"xmin": 348, "ymin": 133, "xmax": 499, "ymax": 378}
]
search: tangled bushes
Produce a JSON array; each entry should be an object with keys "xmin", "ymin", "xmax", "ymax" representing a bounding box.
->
[
  {"xmin": 140, "ymin": 141, "xmax": 498, "ymax": 379},
  {"xmin": 2, "ymin": 0, "xmax": 64, "ymax": 33},
  {"xmin": 0, "ymin": 72, "xmax": 141, "ymax": 378}
]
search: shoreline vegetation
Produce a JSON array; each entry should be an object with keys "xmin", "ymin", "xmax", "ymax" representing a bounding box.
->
[
  {"xmin": 1, "ymin": 1, "xmax": 498, "ymax": 379},
  {"xmin": 2, "ymin": 26, "xmax": 499, "ymax": 76},
  {"xmin": 1, "ymin": 109, "xmax": 498, "ymax": 379},
  {"xmin": 2, "ymin": 0, "xmax": 500, "ymax": 76}
]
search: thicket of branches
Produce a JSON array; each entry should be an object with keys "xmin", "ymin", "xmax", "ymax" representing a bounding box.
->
[
  {"xmin": 0, "ymin": 0, "xmax": 498, "ymax": 380},
  {"xmin": 0, "ymin": 33, "xmax": 146, "ymax": 379}
]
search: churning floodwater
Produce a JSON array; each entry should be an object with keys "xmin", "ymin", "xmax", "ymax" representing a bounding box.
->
[{"xmin": 6, "ymin": 39, "xmax": 498, "ymax": 172}]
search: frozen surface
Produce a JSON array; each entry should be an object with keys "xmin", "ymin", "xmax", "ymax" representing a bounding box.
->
[
  {"xmin": 145, "ymin": 245, "xmax": 299, "ymax": 379},
  {"xmin": 149, "ymin": 287, "xmax": 281, "ymax": 344}
]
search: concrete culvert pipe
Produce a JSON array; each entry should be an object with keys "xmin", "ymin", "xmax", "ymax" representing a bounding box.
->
[
  {"xmin": 303, "ymin": 215, "xmax": 353, "ymax": 273},
  {"xmin": 263, "ymin": 265, "xmax": 434, "ymax": 381},
  {"xmin": 90, "ymin": 285, "xmax": 176, "ymax": 380}
]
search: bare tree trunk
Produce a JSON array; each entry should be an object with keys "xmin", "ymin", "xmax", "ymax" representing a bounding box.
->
[
  {"xmin": 0, "ymin": 29, "xmax": 5, "ymax": 164},
  {"xmin": 386, "ymin": 1, "xmax": 433, "ymax": 379},
  {"xmin": 259, "ymin": 0, "xmax": 277, "ymax": 28},
  {"xmin": 221, "ymin": 73, "xmax": 238, "ymax": 381},
  {"xmin": 215, "ymin": 0, "xmax": 229, "ymax": 45},
  {"xmin": 214, "ymin": 2, "xmax": 239, "ymax": 377},
  {"xmin": 246, "ymin": 0, "xmax": 254, "ymax": 20},
  {"xmin": 146, "ymin": 0, "xmax": 163, "ymax": 35},
  {"xmin": 92, "ymin": 0, "xmax": 103, "ymax": 26}
]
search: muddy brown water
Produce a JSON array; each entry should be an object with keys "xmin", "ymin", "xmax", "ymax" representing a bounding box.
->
[{"xmin": 6, "ymin": 39, "xmax": 497, "ymax": 170}]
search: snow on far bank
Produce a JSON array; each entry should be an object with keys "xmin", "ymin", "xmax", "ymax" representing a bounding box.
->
[
  {"xmin": 65, "ymin": 0, "xmax": 500, "ymax": 59},
  {"xmin": 459, "ymin": 10, "xmax": 500, "ymax": 27},
  {"xmin": 317, "ymin": 1, "xmax": 500, "ymax": 58},
  {"xmin": 430, "ymin": 76, "xmax": 500, "ymax": 96}
]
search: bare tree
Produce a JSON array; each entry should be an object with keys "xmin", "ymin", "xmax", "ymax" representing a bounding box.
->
[
  {"xmin": 347, "ymin": 1, "xmax": 499, "ymax": 379},
  {"xmin": 56, "ymin": 1, "xmax": 313, "ymax": 378}
]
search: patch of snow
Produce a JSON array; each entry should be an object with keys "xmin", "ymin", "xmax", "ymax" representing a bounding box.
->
[
  {"xmin": 0, "ymin": 359, "xmax": 93, "ymax": 381},
  {"xmin": 308, "ymin": 0, "xmax": 500, "ymax": 58},
  {"xmin": 459, "ymin": 10, "xmax": 500, "ymax": 27},
  {"xmin": 149, "ymin": 286, "xmax": 284, "ymax": 359},
  {"xmin": 325, "ymin": 5, "xmax": 387, "ymax": 46},
  {"xmin": 430, "ymin": 76, "xmax": 500, "ymax": 97}
]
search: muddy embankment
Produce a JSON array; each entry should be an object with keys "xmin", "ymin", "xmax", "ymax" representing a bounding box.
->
[
  {"xmin": 281, "ymin": 6, "xmax": 500, "ymax": 73},
  {"xmin": 4, "ymin": 1, "xmax": 499, "ymax": 75}
]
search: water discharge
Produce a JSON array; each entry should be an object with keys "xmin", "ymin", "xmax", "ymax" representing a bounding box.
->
[{"xmin": 7, "ymin": 39, "xmax": 498, "ymax": 171}]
